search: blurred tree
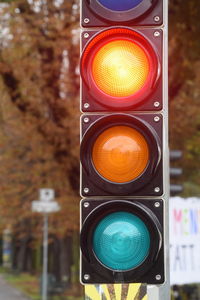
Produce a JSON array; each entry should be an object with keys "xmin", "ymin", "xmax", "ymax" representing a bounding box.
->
[
  {"xmin": 0, "ymin": 0, "xmax": 80, "ymax": 235},
  {"xmin": 169, "ymin": 0, "xmax": 200, "ymax": 196},
  {"xmin": 0, "ymin": 0, "xmax": 81, "ymax": 283}
]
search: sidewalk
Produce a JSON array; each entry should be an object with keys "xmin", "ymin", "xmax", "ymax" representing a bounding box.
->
[{"xmin": 0, "ymin": 275, "xmax": 31, "ymax": 300}]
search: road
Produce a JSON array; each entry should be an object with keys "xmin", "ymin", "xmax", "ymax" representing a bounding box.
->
[{"xmin": 0, "ymin": 275, "xmax": 31, "ymax": 300}]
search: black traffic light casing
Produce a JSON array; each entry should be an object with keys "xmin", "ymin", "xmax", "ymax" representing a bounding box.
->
[
  {"xmin": 81, "ymin": 27, "xmax": 163, "ymax": 112},
  {"xmin": 80, "ymin": 0, "xmax": 168, "ymax": 287},
  {"xmin": 81, "ymin": 113, "xmax": 163, "ymax": 197},
  {"xmin": 81, "ymin": 198, "xmax": 164, "ymax": 284},
  {"xmin": 81, "ymin": 0, "xmax": 163, "ymax": 27}
]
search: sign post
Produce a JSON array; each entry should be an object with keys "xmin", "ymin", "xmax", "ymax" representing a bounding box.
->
[{"xmin": 32, "ymin": 189, "xmax": 60, "ymax": 300}]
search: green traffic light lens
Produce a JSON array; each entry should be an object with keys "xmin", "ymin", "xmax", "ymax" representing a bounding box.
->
[{"xmin": 93, "ymin": 212, "xmax": 150, "ymax": 271}]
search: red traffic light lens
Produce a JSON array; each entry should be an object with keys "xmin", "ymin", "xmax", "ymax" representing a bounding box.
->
[
  {"xmin": 92, "ymin": 125, "xmax": 149, "ymax": 183},
  {"xmin": 92, "ymin": 39, "xmax": 150, "ymax": 98},
  {"xmin": 81, "ymin": 28, "xmax": 160, "ymax": 109}
]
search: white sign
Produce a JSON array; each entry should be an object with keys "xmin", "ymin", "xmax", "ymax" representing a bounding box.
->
[
  {"xmin": 32, "ymin": 189, "xmax": 60, "ymax": 214},
  {"xmin": 32, "ymin": 200, "xmax": 60, "ymax": 213},
  {"xmin": 170, "ymin": 197, "xmax": 200, "ymax": 285},
  {"xmin": 39, "ymin": 189, "xmax": 55, "ymax": 202}
]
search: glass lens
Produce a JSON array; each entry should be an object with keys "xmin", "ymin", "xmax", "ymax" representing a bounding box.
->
[
  {"xmin": 92, "ymin": 126, "xmax": 149, "ymax": 183},
  {"xmin": 93, "ymin": 211, "xmax": 150, "ymax": 270},
  {"xmin": 92, "ymin": 40, "xmax": 149, "ymax": 98},
  {"xmin": 97, "ymin": 0, "xmax": 143, "ymax": 11}
]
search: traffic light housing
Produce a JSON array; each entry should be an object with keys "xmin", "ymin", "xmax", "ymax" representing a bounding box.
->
[
  {"xmin": 81, "ymin": 198, "xmax": 164, "ymax": 284},
  {"xmin": 81, "ymin": 0, "xmax": 163, "ymax": 27},
  {"xmin": 80, "ymin": 0, "xmax": 168, "ymax": 286},
  {"xmin": 81, "ymin": 113, "xmax": 163, "ymax": 197},
  {"xmin": 81, "ymin": 27, "xmax": 163, "ymax": 112}
]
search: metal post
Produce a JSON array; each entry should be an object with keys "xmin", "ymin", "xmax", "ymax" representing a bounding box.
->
[
  {"xmin": 148, "ymin": 0, "xmax": 170, "ymax": 299},
  {"xmin": 42, "ymin": 214, "xmax": 48, "ymax": 300}
]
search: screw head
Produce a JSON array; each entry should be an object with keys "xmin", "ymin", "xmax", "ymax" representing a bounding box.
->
[
  {"xmin": 84, "ymin": 33, "xmax": 89, "ymax": 39},
  {"xmin": 84, "ymin": 187, "xmax": 89, "ymax": 194},
  {"xmin": 154, "ymin": 16, "xmax": 160, "ymax": 22},
  {"xmin": 154, "ymin": 187, "xmax": 160, "ymax": 193},
  {"xmin": 154, "ymin": 31, "xmax": 160, "ymax": 37},
  {"xmin": 84, "ymin": 117, "xmax": 90, "ymax": 123},
  {"xmin": 154, "ymin": 116, "xmax": 160, "ymax": 122},
  {"xmin": 84, "ymin": 18, "xmax": 90, "ymax": 24},
  {"xmin": 84, "ymin": 202, "xmax": 90, "ymax": 208},
  {"xmin": 84, "ymin": 103, "xmax": 90, "ymax": 109},
  {"xmin": 84, "ymin": 274, "xmax": 90, "ymax": 281},
  {"xmin": 156, "ymin": 274, "xmax": 161, "ymax": 281},
  {"xmin": 155, "ymin": 202, "xmax": 160, "ymax": 208},
  {"xmin": 154, "ymin": 101, "xmax": 160, "ymax": 108}
]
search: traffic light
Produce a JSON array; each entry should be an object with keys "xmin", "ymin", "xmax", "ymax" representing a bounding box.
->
[
  {"xmin": 81, "ymin": 113, "xmax": 163, "ymax": 196},
  {"xmin": 80, "ymin": 0, "xmax": 168, "ymax": 286},
  {"xmin": 81, "ymin": 27, "xmax": 162, "ymax": 112},
  {"xmin": 81, "ymin": 198, "xmax": 164, "ymax": 284}
]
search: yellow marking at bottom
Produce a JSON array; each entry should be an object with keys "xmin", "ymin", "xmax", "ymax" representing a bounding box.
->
[
  {"xmin": 127, "ymin": 283, "xmax": 141, "ymax": 300},
  {"xmin": 85, "ymin": 283, "xmax": 147, "ymax": 300},
  {"xmin": 142, "ymin": 294, "xmax": 147, "ymax": 300},
  {"xmin": 101, "ymin": 285, "xmax": 111, "ymax": 300},
  {"xmin": 114, "ymin": 284, "xmax": 122, "ymax": 300},
  {"xmin": 85, "ymin": 285, "xmax": 102, "ymax": 300}
]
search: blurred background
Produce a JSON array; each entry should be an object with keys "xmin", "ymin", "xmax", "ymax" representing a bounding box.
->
[{"xmin": 0, "ymin": 0, "xmax": 199, "ymax": 299}]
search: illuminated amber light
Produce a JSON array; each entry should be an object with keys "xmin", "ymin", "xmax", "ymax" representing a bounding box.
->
[
  {"xmin": 92, "ymin": 40, "xmax": 150, "ymax": 98},
  {"xmin": 92, "ymin": 126, "xmax": 149, "ymax": 183}
]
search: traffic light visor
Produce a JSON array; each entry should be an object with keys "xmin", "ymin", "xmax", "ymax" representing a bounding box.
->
[
  {"xmin": 92, "ymin": 39, "xmax": 150, "ymax": 98},
  {"xmin": 92, "ymin": 125, "xmax": 149, "ymax": 183},
  {"xmin": 93, "ymin": 211, "xmax": 151, "ymax": 271},
  {"xmin": 97, "ymin": 0, "xmax": 143, "ymax": 11}
]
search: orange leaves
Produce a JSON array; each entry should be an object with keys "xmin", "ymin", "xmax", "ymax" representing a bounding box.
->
[{"xmin": 0, "ymin": 0, "xmax": 80, "ymax": 236}]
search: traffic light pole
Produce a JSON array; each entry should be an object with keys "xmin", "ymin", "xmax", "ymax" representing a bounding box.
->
[{"xmin": 148, "ymin": 0, "xmax": 170, "ymax": 298}]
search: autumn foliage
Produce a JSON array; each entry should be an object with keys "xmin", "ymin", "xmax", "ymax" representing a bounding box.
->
[{"xmin": 0, "ymin": 0, "xmax": 80, "ymax": 236}]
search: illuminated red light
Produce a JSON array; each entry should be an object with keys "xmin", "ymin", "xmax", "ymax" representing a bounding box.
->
[
  {"xmin": 81, "ymin": 28, "xmax": 159, "ymax": 108},
  {"xmin": 92, "ymin": 39, "xmax": 150, "ymax": 97}
]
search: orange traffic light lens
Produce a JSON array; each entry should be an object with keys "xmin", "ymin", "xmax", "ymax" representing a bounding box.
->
[
  {"xmin": 92, "ymin": 126, "xmax": 149, "ymax": 183},
  {"xmin": 92, "ymin": 40, "xmax": 150, "ymax": 98}
]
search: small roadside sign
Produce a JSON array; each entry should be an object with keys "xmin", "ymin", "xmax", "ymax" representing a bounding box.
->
[
  {"xmin": 32, "ymin": 200, "xmax": 60, "ymax": 213},
  {"xmin": 31, "ymin": 188, "xmax": 60, "ymax": 300},
  {"xmin": 32, "ymin": 188, "xmax": 60, "ymax": 214}
]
